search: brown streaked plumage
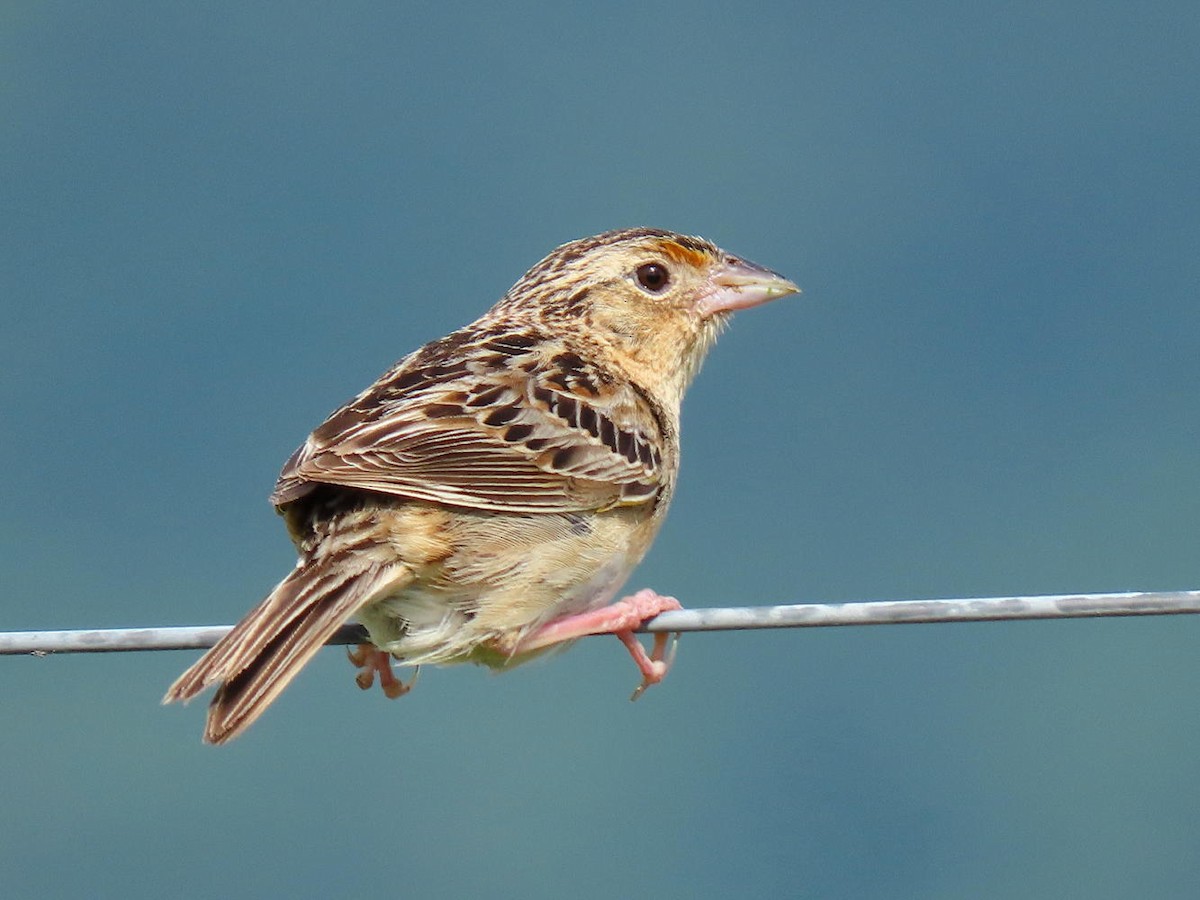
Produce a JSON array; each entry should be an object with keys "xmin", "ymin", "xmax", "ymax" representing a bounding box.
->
[{"xmin": 164, "ymin": 227, "xmax": 799, "ymax": 743}]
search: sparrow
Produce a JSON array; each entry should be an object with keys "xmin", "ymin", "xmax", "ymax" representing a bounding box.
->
[{"xmin": 164, "ymin": 227, "xmax": 798, "ymax": 743}]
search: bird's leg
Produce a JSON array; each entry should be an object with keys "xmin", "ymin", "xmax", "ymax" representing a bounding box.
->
[
  {"xmin": 347, "ymin": 643, "xmax": 418, "ymax": 699},
  {"xmin": 619, "ymin": 629, "xmax": 680, "ymax": 702},
  {"xmin": 510, "ymin": 588, "xmax": 683, "ymax": 699}
]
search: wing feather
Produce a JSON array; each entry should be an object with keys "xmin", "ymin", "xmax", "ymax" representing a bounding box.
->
[{"xmin": 270, "ymin": 328, "xmax": 669, "ymax": 513}]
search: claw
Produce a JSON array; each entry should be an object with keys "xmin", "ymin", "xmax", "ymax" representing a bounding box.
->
[
  {"xmin": 347, "ymin": 643, "xmax": 418, "ymax": 699},
  {"xmin": 623, "ymin": 628, "xmax": 681, "ymax": 701}
]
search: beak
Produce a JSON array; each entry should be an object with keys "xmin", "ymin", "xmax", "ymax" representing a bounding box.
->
[{"xmin": 696, "ymin": 257, "xmax": 800, "ymax": 317}]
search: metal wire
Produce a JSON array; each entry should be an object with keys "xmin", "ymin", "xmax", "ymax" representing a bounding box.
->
[{"xmin": 2, "ymin": 589, "xmax": 1198, "ymax": 656}]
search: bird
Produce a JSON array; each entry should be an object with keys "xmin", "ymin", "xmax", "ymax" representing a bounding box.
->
[{"xmin": 163, "ymin": 227, "xmax": 799, "ymax": 743}]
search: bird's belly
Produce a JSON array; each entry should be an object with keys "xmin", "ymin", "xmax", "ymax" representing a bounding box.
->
[{"xmin": 357, "ymin": 506, "xmax": 653, "ymax": 667}]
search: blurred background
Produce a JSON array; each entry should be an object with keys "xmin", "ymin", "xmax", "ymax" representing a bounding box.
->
[{"xmin": 3, "ymin": 2, "xmax": 1198, "ymax": 897}]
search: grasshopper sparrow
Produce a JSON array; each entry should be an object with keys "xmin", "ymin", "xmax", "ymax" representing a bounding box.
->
[{"xmin": 164, "ymin": 227, "xmax": 798, "ymax": 743}]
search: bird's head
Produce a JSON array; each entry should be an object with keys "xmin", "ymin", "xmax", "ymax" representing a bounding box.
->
[{"xmin": 492, "ymin": 227, "xmax": 800, "ymax": 406}]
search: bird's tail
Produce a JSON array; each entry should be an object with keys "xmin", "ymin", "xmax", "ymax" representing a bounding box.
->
[{"xmin": 163, "ymin": 550, "xmax": 413, "ymax": 745}]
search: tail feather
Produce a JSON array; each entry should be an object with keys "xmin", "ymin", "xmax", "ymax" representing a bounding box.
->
[
  {"xmin": 163, "ymin": 555, "xmax": 413, "ymax": 744},
  {"xmin": 164, "ymin": 561, "xmax": 348, "ymax": 703}
]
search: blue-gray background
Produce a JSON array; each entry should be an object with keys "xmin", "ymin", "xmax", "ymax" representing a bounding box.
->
[{"xmin": 3, "ymin": 3, "xmax": 1198, "ymax": 897}]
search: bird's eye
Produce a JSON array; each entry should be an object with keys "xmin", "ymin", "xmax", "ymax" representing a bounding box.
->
[{"xmin": 635, "ymin": 262, "xmax": 671, "ymax": 294}]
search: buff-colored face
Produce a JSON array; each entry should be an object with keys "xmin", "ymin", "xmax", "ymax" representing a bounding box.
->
[
  {"xmin": 493, "ymin": 228, "xmax": 799, "ymax": 399},
  {"xmin": 506, "ymin": 228, "xmax": 796, "ymax": 318}
]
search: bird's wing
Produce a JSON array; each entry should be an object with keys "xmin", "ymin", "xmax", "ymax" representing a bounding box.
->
[{"xmin": 271, "ymin": 328, "xmax": 669, "ymax": 513}]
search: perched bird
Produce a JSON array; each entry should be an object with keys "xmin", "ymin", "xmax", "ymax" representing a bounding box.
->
[{"xmin": 164, "ymin": 227, "xmax": 798, "ymax": 743}]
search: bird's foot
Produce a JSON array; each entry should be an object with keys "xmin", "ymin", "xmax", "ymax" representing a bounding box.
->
[
  {"xmin": 347, "ymin": 644, "xmax": 418, "ymax": 699},
  {"xmin": 512, "ymin": 588, "xmax": 683, "ymax": 700}
]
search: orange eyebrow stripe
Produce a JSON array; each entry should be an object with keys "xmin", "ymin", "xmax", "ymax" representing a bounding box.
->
[{"xmin": 657, "ymin": 240, "xmax": 711, "ymax": 268}]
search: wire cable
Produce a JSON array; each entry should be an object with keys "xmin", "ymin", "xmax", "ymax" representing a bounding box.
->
[{"xmin": 2, "ymin": 589, "xmax": 1198, "ymax": 655}]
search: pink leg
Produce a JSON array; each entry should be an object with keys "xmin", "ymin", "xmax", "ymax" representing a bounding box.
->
[
  {"xmin": 511, "ymin": 588, "xmax": 683, "ymax": 700},
  {"xmin": 347, "ymin": 643, "xmax": 418, "ymax": 699}
]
